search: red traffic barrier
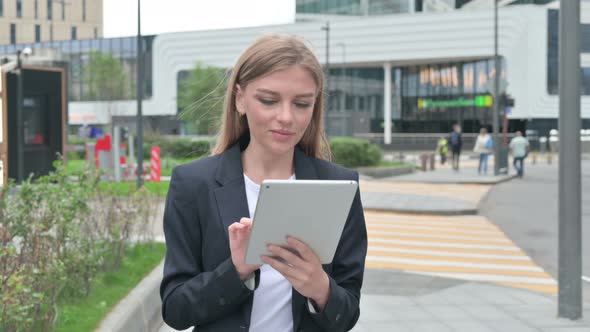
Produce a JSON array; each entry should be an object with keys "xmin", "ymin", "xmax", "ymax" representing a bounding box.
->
[{"xmin": 150, "ymin": 146, "xmax": 161, "ymax": 182}]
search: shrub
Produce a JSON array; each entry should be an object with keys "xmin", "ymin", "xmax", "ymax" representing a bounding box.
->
[
  {"xmin": 143, "ymin": 136, "xmax": 212, "ymax": 160},
  {"xmin": 329, "ymin": 137, "xmax": 383, "ymax": 168},
  {"xmin": 0, "ymin": 159, "xmax": 160, "ymax": 331}
]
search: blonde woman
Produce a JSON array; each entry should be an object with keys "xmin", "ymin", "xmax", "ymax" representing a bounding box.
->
[{"xmin": 160, "ymin": 34, "xmax": 367, "ymax": 332}]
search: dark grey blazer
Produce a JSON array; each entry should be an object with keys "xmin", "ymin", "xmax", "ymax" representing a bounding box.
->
[{"xmin": 160, "ymin": 139, "xmax": 368, "ymax": 332}]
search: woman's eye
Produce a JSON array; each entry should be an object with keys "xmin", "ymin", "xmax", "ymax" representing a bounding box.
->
[
  {"xmin": 259, "ymin": 99, "xmax": 277, "ymax": 106},
  {"xmin": 295, "ymin": 103, "xmax": 311, "ymax": 109}
]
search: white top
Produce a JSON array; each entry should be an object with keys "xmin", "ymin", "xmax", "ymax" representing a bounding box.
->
[
  {"xmin": 510, "ymin": 136, "xmax": 530, "ymax": 158},
  {"xmin": 473, "ymin": 134, "xmax": 491, "ymax": 154},
  {"xmin": 245, "ymin": 173, "xmax": 295, "ymax": 332}
]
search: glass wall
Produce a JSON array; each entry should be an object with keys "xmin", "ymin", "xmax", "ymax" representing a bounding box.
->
[
  {"xmin": 399, "ymin": 59, "xmax": 504, "ymax": 133},
  {"xmin": 325, "ymin": 58, "xmax": 505, "ymax": 135},
  {"xmin": 296, "ymin": 0, "xmax": 416, "ymax": 15},
  {"xmin": 547, "ymin": 9, "xmax": 590, "ymax": 95},
  {"xmin": 296, "ymin": 0, "xmax": 362, "ymax": 15},
  {"xmin": 0, "ymin": 35, "xmax": 154, "ymax": 102}
]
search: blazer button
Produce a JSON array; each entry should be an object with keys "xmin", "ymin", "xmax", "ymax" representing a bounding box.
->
[
  {"xmin": 335, "ymin": 313, "xmax": 341, "ymax": 322},
  {"xmin": 219, "ymin": 297, "xmax": 226, "ymax": 306}
]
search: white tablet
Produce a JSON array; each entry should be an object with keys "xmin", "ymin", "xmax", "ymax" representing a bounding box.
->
[{"xmin": 245, "ymin": 179, "xmax": 358, "ymax": 265}]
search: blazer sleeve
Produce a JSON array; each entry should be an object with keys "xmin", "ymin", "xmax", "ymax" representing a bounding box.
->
[
  {"xmin": 160, "ymin": 167, "xmax": 259, "ymax": 330},
  {"xmin": 308, "ymin": 171, "xmax": 368, "ymax": 331}
]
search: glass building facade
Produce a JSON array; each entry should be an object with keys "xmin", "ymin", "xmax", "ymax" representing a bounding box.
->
[
  {"xmin": 547, "ymin": 9, "xmax": 590, "ymax": 95},
  {"xmin": 324, "ymin": 58, "xmax": 505, "ymax": 136},
  {"xmin": 0, "ymin": 36, "xmax": 154, "ymax": 102},
  {"xmin": 296, "ymin": 0, "xmax": 417, "ymax": 16}
]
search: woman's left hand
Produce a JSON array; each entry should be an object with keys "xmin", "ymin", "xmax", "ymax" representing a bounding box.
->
[{"xmin": 262, "ymin": 236, "xmax": 330, "ymax": 311}]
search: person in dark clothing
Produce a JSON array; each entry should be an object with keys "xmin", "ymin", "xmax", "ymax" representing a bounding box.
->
[{"xmin": 449, "ymin": 124, "xmax": 463, "ymax": 171}]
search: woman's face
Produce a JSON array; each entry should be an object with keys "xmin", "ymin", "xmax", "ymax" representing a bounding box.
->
[{"xmin": 236, "ymin": 65, "xmax": 317, "ymax": 157}]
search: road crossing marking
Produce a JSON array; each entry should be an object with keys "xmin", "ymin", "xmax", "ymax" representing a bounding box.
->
[{"xmin": 364, "ymin": 210, "xmax": 557, "ymax": 294}]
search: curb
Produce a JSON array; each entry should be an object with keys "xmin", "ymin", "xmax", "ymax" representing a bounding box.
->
[
  {"xmin": 364, "ymin": 207, "xmax": 479, "ymax": 216},
  {"xmin": 95, "ymin": 260, "xmax": 164, "ymax": 332},
  {"xmin": 356, "ymin": 166, "xmax": 415, "ymax": 178}
]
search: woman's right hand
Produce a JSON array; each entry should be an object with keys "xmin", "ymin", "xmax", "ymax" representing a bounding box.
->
[{"xmin": 229, "ymin": 217, "xmax": 261, "ymax": 280}]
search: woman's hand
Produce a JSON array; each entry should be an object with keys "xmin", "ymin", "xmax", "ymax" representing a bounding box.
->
[
  {"xmin": 229, "ymin": 218, "xmax": 261, "ymax": 280},
  {"xmin": 262, "ymin": 236, "xmax": 330, "ymax": 311}
]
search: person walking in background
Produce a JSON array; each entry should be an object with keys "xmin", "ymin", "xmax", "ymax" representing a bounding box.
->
[
  {"xmin": 449, "ymin": 124, "xmax": 463, "ymax": 171},
  {"xmin": 436, "ymin": 137, "xmax": 449, "ymax": 165},
  {"xmin": 509, "ymin": 130, "xmax": 530, "ymax": 178},
  {"xmin": 473, "ymin": 128, "xmax": 492, "ymax": 175}
]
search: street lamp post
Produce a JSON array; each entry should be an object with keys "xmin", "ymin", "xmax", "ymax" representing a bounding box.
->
[
  {"xmin": 493, "ymin": 0, "xmax": 500, "ymax": 175},
  {"xmin": 16, "ymin": 50, "xmax": 24, "ymax": 183},
  {"xmin": 321, "ymin": 22, "xmax": 330, "ymax": 97},
  {"xmin": 136, "ymin": 0, "xmax": 144, "ymax": 188},
  {"xmin": 558, "ymin": 0, "xmax": 582, "ymax": 320}
]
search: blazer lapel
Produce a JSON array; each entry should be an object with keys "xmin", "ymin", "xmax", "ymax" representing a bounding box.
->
[
  {"xmin": 212, "ymin": 142, "xmax": 255, "ymax": 326},
  {"xmin": 213, "ymin": 143, "xmax": 250, "ymax": 239}
]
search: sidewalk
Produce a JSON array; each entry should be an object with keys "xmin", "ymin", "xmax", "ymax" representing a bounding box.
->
[
  {"xmin": 355, "ymin": 270, "xmax": 590, "ymax": 332},
  {"xmin": 152, "ymin": 166, "xmax": 590, "ymax": 331}
]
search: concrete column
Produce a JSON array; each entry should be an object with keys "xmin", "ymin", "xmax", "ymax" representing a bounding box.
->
[{"xmin": 384, "ymin": 63, "xmax": 392, "ymax": 145}]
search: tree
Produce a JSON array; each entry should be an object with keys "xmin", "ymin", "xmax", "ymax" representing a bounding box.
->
[
  {"xmin": 83, "ymin": 51, "xmax": 130, "ymax": 132},
  {"xmin": 177, "ymin": 62, "xmax": 227, "ymax": 135},
  {"xmin": 84, "ymin": 51, "xmax": 129, "ymax": 101}
]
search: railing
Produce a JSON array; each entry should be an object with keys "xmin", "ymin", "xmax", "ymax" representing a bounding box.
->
[{"xmin": 353, "ymin": 132, "xmax": 518, "ymax": 151}]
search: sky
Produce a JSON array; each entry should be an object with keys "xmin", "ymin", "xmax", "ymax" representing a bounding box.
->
[{"xmin": 103, "ymin": 0, "xmax": 296, "ymax": 38}]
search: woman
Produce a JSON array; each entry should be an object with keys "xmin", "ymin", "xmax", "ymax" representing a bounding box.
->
[
  {"xmin": 160, "ymin": 34, "xmax": 367, "ymax": 332},
  {"xmin": 473, "ymin": 127, "xmax": 492, "ymax": 175}
]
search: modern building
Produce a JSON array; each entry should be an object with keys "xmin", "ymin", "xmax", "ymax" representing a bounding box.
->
[
  {"xmin": 0, "ymin": 0, "xmax": 103, "ymax": 45},
  {"xmin": 1, "ymin": 0, "xmax": 588, "ymax": 140}
]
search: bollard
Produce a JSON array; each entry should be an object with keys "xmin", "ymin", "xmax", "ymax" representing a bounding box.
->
[
  {"xmin": 420, "ymin": 154, "xmax": 428, "ymax": 172},
  {"xmin": 429, "ymin": 153, "xmax": 435, "ymax": 171},
  {"xmin": 150, "ymin": 146, "xmax": 161, "ymax": 182}
]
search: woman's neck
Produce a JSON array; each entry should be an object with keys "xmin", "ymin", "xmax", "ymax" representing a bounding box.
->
[{"xmin": 241, "ymin": 145, "xmax": 295, "ymax": 184}]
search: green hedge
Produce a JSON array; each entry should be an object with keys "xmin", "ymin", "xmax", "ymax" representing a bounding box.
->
[
  {"xmin": 143, "ymin": 137, "xmax": 212, "ymax": 159},
  {"xmin": 329, "ymin": 137, "xmax": 382, "ymax": 168}
]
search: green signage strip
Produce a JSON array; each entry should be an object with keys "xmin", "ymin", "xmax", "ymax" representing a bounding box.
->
[{"xmin": 418, "ymin": 95, "xmax": 493, "ymax": 109}]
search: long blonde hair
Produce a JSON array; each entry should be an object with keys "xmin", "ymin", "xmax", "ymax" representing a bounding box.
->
[{"xmin": 211, "ymin": 34, "xmax": 331, "ymax": 160}]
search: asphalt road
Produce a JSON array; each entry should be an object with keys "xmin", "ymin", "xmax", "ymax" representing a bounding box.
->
[{"xmin": 480, "ymin": 159, "xmax": 590, "ymax": 303}]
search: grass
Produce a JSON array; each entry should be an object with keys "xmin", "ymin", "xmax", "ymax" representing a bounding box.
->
[
  {"xmin": 377, "ymin": 160, "xmax": 413, "ymax": 167},
  {"xmin": 65, "ymin": 157, "xmax": 198, "ymax": 177},
  {"xmin": 56, "ymin": 242, "xmax": 167, "ymax": 332},
  {"xmin": 99, "ymin": 181, "xmax": 170, "ymax": 197}
]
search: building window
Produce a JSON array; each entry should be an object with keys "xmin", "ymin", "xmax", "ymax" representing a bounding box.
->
[
  {"xmin": 71, "ymin": 26, "xmax": 77, "ymax": 40},
  {"xmin": 61, "ymin": 1, "xmax": 65, "ymax": 20},
  {"xmin": 35, "ymin": 24, "xmax": 41, "ymax": 42},
  {"xmin": 47, "ymin": 0, "xmax": 52, "ymax": 19},
  {"xmin": 16, "ymin": 0, "xmax": 22, "ymax": 18},
  {"xmin": 83, "ymin": 0, "xmax": 86, "ymax": 21},
  {"xmin": 0, "ymin": 0, "xmax": 3, "ymax": 17},
  {"xmin": 10, "ymin": 23, "xmax": 16, "ymax": 44},
  {"xmin": 35, "ymin": 0, "xmax": 38, "ymax": 18},
  {"xmin": 94, "ymin": 27, "xmax": 97, "ymax": 38}
]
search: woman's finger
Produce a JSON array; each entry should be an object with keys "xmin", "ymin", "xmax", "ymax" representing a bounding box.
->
[{"xmin": 267, "ymin": 244, "xmax": 304, "ymax": 269}]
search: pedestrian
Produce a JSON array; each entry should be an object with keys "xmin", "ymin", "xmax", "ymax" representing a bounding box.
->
[
  {"xmin": 160, "ymin": 34, "xmax": 367, "ymax": 332},
  {"xmin": 449, "ymin": 123, "xmax": 463, "ymax": 171},
  {"xmin": 473, "ymin": 127, "xmax": 492, "ymax": 175},
  {"xmin": 509, "ymin": 130, "xmax": 530, "ymax": 178},
  {"xmin": 436, "ymin": 136, "xmax": 449, "ymax": 165}
]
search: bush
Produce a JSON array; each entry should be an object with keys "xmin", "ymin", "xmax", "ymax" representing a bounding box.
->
[
  {"xmin": 143, "ymin": 136, "xmax": 212, "ymax": 160},
  {"xmin": 0, "ymin": 159, "xmax": 160, "ymax": 331},
  {"xmin": 330, "ymin": 137, "xmax": 383, "ymax": 168}
]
